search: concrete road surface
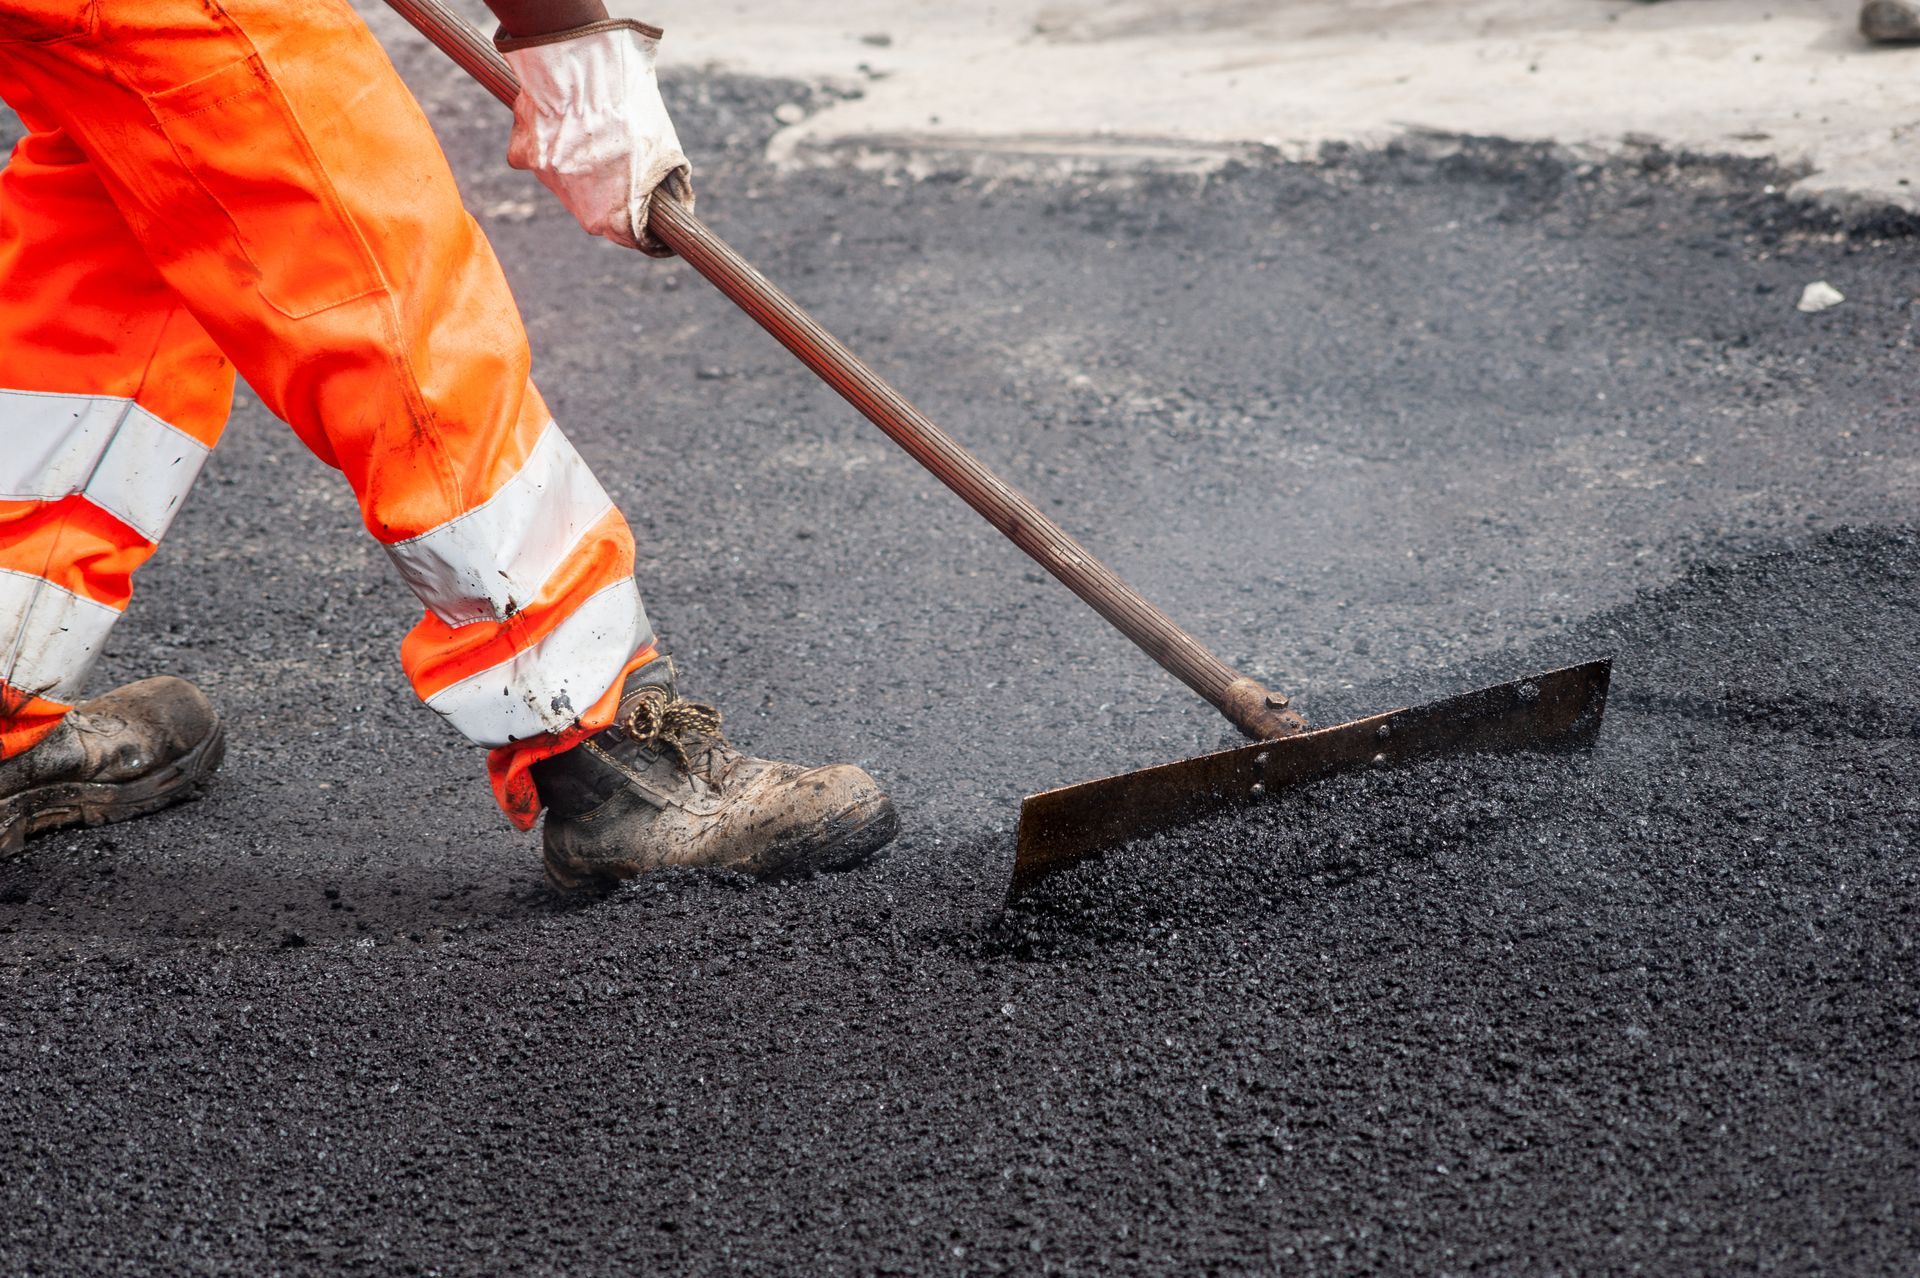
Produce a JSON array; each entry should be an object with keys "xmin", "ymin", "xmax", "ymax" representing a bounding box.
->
[{"xmin": 629, "ymin": 0, "xmax": 1920, "ymax": 211}]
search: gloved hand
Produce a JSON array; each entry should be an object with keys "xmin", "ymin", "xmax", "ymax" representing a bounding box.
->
[{"xmin": 498, "ymin": 19, "xmax": 693, "ymax": 257}]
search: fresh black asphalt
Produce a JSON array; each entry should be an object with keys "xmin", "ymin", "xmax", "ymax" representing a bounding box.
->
[{"xmin": 2, "ymin": 39, "xmax": 1916, "ymax": 1276}]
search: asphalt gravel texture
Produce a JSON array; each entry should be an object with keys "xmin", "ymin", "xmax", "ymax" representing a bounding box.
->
[{"xmin": 3, "ymin": 35, "xmax": 1918, "ymax": 1277}]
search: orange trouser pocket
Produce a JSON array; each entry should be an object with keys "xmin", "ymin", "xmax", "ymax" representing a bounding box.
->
[{"xmin": 146, "ymin": 55, "xmax": 382, "ymax": 319}]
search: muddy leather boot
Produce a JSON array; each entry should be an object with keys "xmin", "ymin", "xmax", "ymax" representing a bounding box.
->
[
  {"xmin": 0, "ymin": 677, "xmax": 226, "ymax": 857},
  {"xmin": 1863, "ymin": 0, "xmax": 1920, "ymax": 41},
  {"xmin": 532, "ymin": 658, "xmax": 898, "ymax": 890}
]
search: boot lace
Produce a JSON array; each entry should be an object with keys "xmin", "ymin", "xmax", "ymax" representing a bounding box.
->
[{"xmin": 620, "ymin": 688, "xmax": 736, "ymax": 787}]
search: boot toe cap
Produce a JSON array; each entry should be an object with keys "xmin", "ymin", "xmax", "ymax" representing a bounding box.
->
[
  {"xmin": 80, "ymin": 676, "xmax": 222, "ymax": 759},
  {"xmin": 765, "ymin": 764, "xmax": 898, "ymax": 876}
]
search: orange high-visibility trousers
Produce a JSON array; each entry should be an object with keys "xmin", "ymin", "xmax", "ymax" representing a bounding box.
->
[{"xmin": 0, "ymin": 0, "xmax": 656, "ymax": 827}]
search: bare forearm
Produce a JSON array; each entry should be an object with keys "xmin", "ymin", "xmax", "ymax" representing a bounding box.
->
[{"xmin": 483, "ymin": 0, "xmax": 610, "ymax": 38}]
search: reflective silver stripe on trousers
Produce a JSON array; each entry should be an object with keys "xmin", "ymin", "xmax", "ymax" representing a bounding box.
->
[
  {"xmin": 0, "ymin": 567, "xmax": 123, "ymax": 702},
  {"xmin": 385, "ymin": 420, "xmax": 617, "ymax": 629},
  {"xmin": 0, "ymin": 388, "xmax": 212, "ymax": 543},
  {"xmin": 424, "ymin": 577, "xmax": 651, "ymax": 747}
]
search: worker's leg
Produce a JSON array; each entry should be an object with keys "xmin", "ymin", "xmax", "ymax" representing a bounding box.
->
[
  {"xmin": 0, "ymin": 0, "xmax": 651, "ymax": 826},
  {"xmin": 1, "ymin": 2, "xmax": 896, "ymax": 878},
  {"xmin": 0, "ymin": 83, "xmax": 234, "ymax": 759}
]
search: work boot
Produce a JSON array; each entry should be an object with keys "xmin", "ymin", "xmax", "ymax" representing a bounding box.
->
[
  {"xmin": 1862, "ymin": 0, "xmax": 1920, "ymax": 41},
  {"xmin": 532, "ymin": 657, "xmax": 898, "ymax": 890},
  {"xmin": 0, "ymin": 677, "xmax": 226, "ymax": 858}
]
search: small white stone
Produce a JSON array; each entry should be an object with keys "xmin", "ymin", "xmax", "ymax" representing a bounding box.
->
[
  {"xmin": 1797, "ymin": 280, "xmax": 1845, "ymax": 313},
  {"xmin": 773, "ymin": 102, "xmax": 807, "ymax": 125}
]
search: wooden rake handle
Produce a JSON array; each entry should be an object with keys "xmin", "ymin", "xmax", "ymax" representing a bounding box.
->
[{"xmin": 383, "ymin": 0, "xmax": 1306, "ymax": 742}]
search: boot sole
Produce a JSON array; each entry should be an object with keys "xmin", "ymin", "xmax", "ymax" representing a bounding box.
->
[
  {"xmin": 0, "ymin": 722, "xmax": 227, "ymax": 859},
  {"xmin": 543, "ymin": 792, "xmax": 901, "ymax": 893}
]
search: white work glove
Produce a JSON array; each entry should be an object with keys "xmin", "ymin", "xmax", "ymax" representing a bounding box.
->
[{"xmin": 498, "ymin": 19, "xmax": 693, "ymax": 258}]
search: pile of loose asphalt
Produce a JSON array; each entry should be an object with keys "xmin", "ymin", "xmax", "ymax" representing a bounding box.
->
[{"xmin": 2, "ymin": 43, "xmax": 1916, "ymax": 1275}]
